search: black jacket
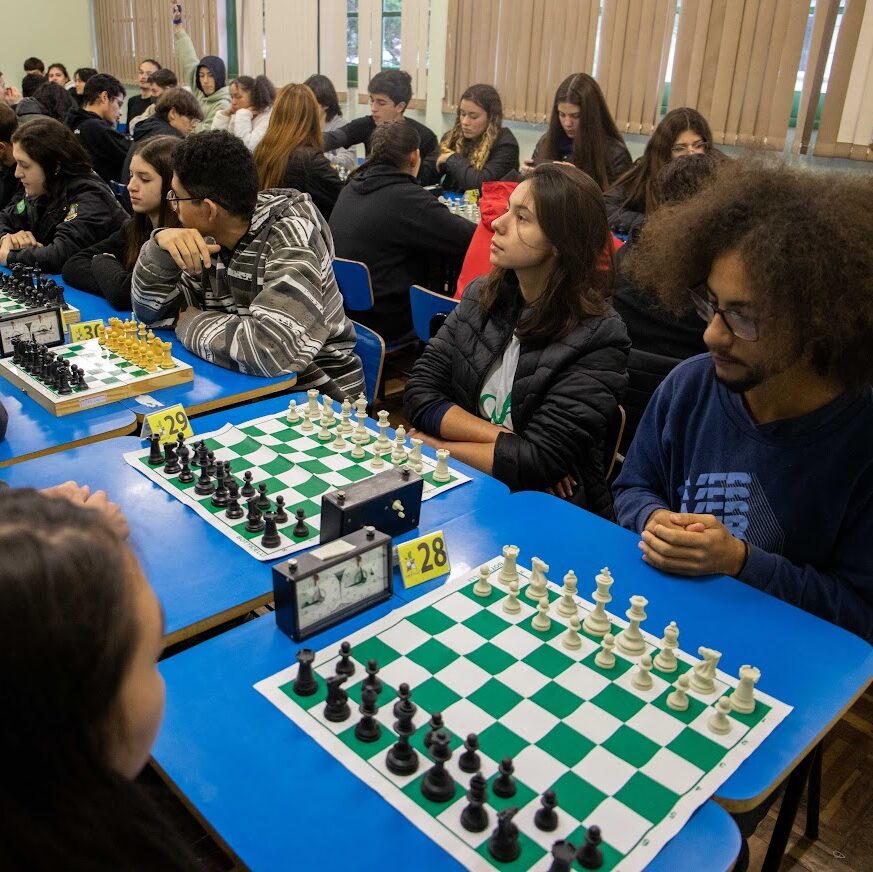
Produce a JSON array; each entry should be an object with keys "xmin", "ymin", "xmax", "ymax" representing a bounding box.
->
[
  {"xmin": 66, "ymin": 106, "xmax": 130, "ymax": 185},
  {"xmin": 329, "ymin": 164, "xmax": 475, "ymax": 340},
  {"xmin": 281, "ymin": 147, "xmax": 343, "ymax": 220},
  {"xmin": 0, "ymin": 173, "xmax": 128, "ymax": 273},
  {"xmin": 323, "ymin": 115, "xmax": 440, "ymax": 185},
  {"xmin": 404, "ymin": 275, "xmax": 630, "ymax": 519},
  {"xmin": 531, "ymin": 134, "xmax": 632, "ymax": 188},
  {"xmin": 0, "ymin": 165, "xmax": 21, "ymax": 212},
  {"xmin": 604, "ymin": 174, "xmax": 645, "ymax": 236},
  {"xmin": 127, "ymin": 94, "xmax": 152, "ymax": 126},
  {"xmin": 61, "ymin": 221, "xmax": 134, "ymax": 310},
  {"xmin": 440, "ymin": 126, "xmax": 520, "ymax": 193}
]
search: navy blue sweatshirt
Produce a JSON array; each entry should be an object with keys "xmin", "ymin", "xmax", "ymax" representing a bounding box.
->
[{"xmin": 613, "ymin": 354, "xmax": 873, "ymax": 642}]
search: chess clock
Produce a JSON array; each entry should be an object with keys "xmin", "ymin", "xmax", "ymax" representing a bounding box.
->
[
  {"xmin": 0, "ymin": 306, "xmax": 65, "ymax": 358},
  {"xmin": 272, "ymin": 526, "xmax": 393, "ymax": 642}
]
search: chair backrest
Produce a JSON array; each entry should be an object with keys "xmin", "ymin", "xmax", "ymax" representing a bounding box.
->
[
  {"xmin": 621, "ymin": 348, "xmax": 682, "ymax": 454},
  {"xmin": 604, "ymin": 404, "xmax": 626, "ymax": 481},
  {"xmin": 409, "ymin": 284, "xmax": 459, "ymax": 342},
  {"xmin": 351, "ymin": 319, "xmax": 385, "ymax": 406},
  {"xmin": 333, "ymin": 258, "xmax": 375, "ymax": 311}
]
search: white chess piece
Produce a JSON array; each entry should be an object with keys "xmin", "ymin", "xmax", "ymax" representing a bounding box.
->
[
  {"xmin": 582, "ymin": 567, "xmax": 613, "ymax": 636},
  {"xmin": 666, "ymin": 674, "xmax": 690, "ymax": 711},
  {"xmin": 473, "ymin": 565, "xmax": 492, "ymax": 597},
  {"xmin": 497, "ymin": 545, "xmax": 520, "ymax": 586},
  {"xmin": 615, "ymin": 595, "xmax": 648, "ymax": 656},
  {"xmin": 432, "ymin": 448, "xmax": 451, "ymax": 483},
  {"xmin": 595, "ymin": 632, "xmax": 616, "ymax": 668},
  {"xmin": 531, "ymin": 596, "xmax": 551, "ymax": 631},
  {"xmin": 323, "ymin": 402, "xmax": 336, "ymax": 425},
  {"xmin": 730, "ymin": 665, "xmax": 760, "ymax": 714},
  {"xmin": 340, "ymin": 398, "xmax": 353, "ymax": 434},
  {"xmin": 653, "ymin": 621, "xmax": 680, "ymax": 672},
  {"xmin": 708, "ymin": 696, "xmax": 733, "ymax": 735},
  {"xmin": 350, "ymin": 430, "xmax": 366, "ymax": 459},
  {"xmin": 370, "ymin": 448, "xmax": 385, "ymax": 469},
  {"xmin": 391, "ymin": 425, "xmax": 407, "ymax": 465},
  {"xmin": 355, "ymin": 392, "xmax": 368, "ymax": 424},
  {"xmin": 354, "ymin": 412, "xmax": 370, "ymax": 447},
  {"xmin": 556, "ymin": 570, "xmax": 579, "ymax": 618},
  {"xmin": 331, "ymin": 427, "xmax": 347, "ymax": 451},
  {"xmin": 307, "ymin": 389, "xmax": 320, "ymax": 416},
  {"xmin": 632, "ymin": 654, "xmax": 654, "ymax": 691},
  {"xmin": 317, "ymin": 415, "xmax": 331, "ymax": 441},
  {"xmin": 562, "ymin": 615, "xmax": 582, "ymax": 650},
  {"xmin": 690, "ymin": 647, "xmax": 721, "ymax": 695},
  {"xmin": 285, "ymin": 399, "xmax": 300, "ymax": 423},
  {"xmin": 300, "ymin": 407, "xmax": 314, "ymax": 432},
  {"xmin": 375, "ymin": 410, "xmax": 392, "ymax": 453},
  {"xmin": 408, "ymin": 438, "xmax": 423, "ymax": 473},
  {"xmin": 525, "ymin": 556, "xmax": 549, "ymax": 601},
  {"xmin": 502, "ymin": 579, "xmax": 521, "ymax": 614}
]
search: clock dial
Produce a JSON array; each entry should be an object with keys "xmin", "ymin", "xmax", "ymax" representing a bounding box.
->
[{"xmin": 0, "ymin": 307, "xmax": 64, "ymax": 356}]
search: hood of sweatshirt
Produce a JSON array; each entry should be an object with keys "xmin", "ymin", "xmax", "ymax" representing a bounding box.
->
[
  {"xmin": 348, "ymin": 163, "xmax": 418, "ymax": 196},
  {"xmin": 253, "ymin": 187, "xmax": 334, "ymax": 254},
  {"xmin": 132, "ymin": 114, "xmax": 183, "ymax": 143},
  {"xmin": 196, "ymin": 55, "xmax": 227, "ymax": 93},
  {"xmin": 15, "ymin": 97, "xmax": 46, "ymax": 118},
  {"xmin": 66, "ymin": 105, "xmax": 107, "ymax": 130}
]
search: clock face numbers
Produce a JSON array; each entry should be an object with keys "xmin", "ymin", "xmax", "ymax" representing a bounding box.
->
[{"xmin": 0, "ymin": 307, "xmax": 64, "ymax": 357}]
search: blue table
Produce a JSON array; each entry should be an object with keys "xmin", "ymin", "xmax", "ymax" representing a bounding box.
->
[
  {"xmin": 0, "ymin": 393, "xmax": 508, "ymax": 643},
  {"xmin": 154, "ymin": 602, "xmax": 741, "ymax": 871}
]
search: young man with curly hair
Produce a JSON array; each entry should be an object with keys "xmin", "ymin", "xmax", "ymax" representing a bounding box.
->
[{"xmin": 613, "ymin": 158, "xmax": 873, "ymax": 644}]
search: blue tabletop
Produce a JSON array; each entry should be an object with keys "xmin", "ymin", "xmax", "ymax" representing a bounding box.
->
[
  {"xmin": 155, "ymin": 603, "xmax": 741, "ymax": 871},
  {"xmin": 0, "ymin": 393, "xmax": 508, "ymax": 643}
]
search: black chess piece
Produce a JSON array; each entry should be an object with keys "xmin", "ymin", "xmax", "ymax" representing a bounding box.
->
[
  {"xmin": 56, "ymin": 364, "xmax": 72, "ymax": 395},
  {"xmin": 534, "ymin": 789, "xmax": 559, "ymax": 831},
  {"xmin": 274, "ymin": 494, "xmax": 288, "ymax": 523},
  {"xmin": 194, "ymin": 463, "xmax": 215, "ymax": 496},
  {"xmin": 245, "ymin": 497, "xmax": 265, "ymax": 532},
  {"xmin": 256, "ymin": 482, "xmax": 271, "ymax": 511},
  {"xmin": 261, "ymin": 514, "xmax": 281, "ymax": 548},
  {"xmin": 424, "ymin": 711, "xmax": 444, "ymax": 749},
  {"xmin": 75, "ymin": 367, "xmax": 88, "ymax": 390},
  {"xmin": 460, "ymin": 772, "xmax": 489, "ymax": 833},
  {"xmin": 492, "ymin": 757, "xmax": 517, "ymax": 798},
  {"xmin": 335, "ymin": 641, "xmax": 355, "ymax": 677},
  {"xmin": 458, "ymin": 733, "xmax": 481, "ymax": 774},
  {"xmin": 392, "ymin": 683, "xmax": 416, "ymax": 721},
  {"xmin": 190, "ymin": 441, "xmax": 205, "ymax": 468},
  {"xmin": 210, "ymin": 471, "xmax": 229, "ymax": 507},
  {"xmin": 178, "ymin": 457, "xmax": 195, "ymax": 483},
  {"xmin": 163, "ymin": 441, "xmax": 181, "ymax": 475},
  {"xmin": 292, "ymin": 649, "xmax": 318, "ymax": 696},
  {"xmin": 576, "ymin": 825, "xmax": 603, "ymax": 869},
  {"xmin": 548, "ymin": 840, "xmax": 578, "ymax": 872},
  {"xmin": 487, "ymin": 806, "xmax": 521, "ymax": 863},
  {"xmin": 362, "ymin": 659, "xmax": 382, "ymax": 695},
  {"xmin": 205, "ymin": 450, "xmax": 216, "ymax": 477},
  {"xmin": 222, "ymin": 459, "xmax": 235, "ymax": 488},
  {"xmin": 147, "ymin": 433, "xmax": 163, "ymax": 466},
  {"xmin": 354, "ymin": 685, "xmax": 381, "ymax": 743},
  {"xmin": 240, "ymin": 470, "xmax": 256, "ymax": 498},
  {"xmin": 386, "ymin": 683, "xmax": 419, "ymax": 775},
  {"xmin": 323, "ymin": 674, "xmax": 350, "ymax": 722},
  {"xmin": 225, "ymin": 483, "xmax": 244, "ymax": 519},
  {"xmin": 292, "ymin": 508, "xmax": 309, "ymax": 539},
  {"xmin": 420, "ymin": 730, "xmax": 456, "ymax": 803}
]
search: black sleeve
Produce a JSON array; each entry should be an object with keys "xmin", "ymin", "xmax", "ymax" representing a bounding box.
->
[
  {"xmin": 323, "ymin": 116, "xmax": 372, "ymax": 152},
  {"xmin": 61, "ymin": 224, "xmax": 128, "ymax": 294},
  {"xmin": 301, "ymin": 152, "xmax": 344, "ymax": 220},
  {"xmin": 0, "ymin": 197, "xmax": 28, "ymax": 238},
  {"xmin": 416, "ymin": 124, "xmax": 441, "ymax": 186},
  {"xmin": 606, "ymin": 139, "xmax": 633, "ymax": 186},
  {"xmin": 398, "ymin": 188, "xmax": 476, "ymax": 257},
  {"xmin": 442, "ymin": 129, "xmax": 520, "ymax": 191},
  {"xmin": 90, "ymin": 254, "xmax": 133, "ymax": 310},
  {"xmin": 604, "ymin": 181, "xmax": 645, "ymax": 236},
  {"xmin": 81, "ymin": 124, "xmax": 131, "ymax": 184}
]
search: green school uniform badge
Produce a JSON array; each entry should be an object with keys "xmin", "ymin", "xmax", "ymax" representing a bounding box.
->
[
  {"xmin": 15, "ymin": 199, "xmax": 24, "ymax": 214},
  {"xmin": 64, "ymin": 203, "xmax": 79, "ymax": 222}
]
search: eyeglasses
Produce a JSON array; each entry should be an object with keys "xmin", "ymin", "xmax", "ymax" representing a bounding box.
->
[
  {"xmin": 671, "ymin": 140, "xmax": 709, "ymax": 155},
  {"xmin": 166, "ymin": 189, "xmax": 202, "ymax": 211},
  {"xmin": 689, "ymin": 287, "xmax": 760, "ymax": 341}
]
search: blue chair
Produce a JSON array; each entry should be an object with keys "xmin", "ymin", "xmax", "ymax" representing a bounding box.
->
[
  {"xmin": 333, "ymin": 258, "xmax": 374, "ymax": 311},
  {"xmin": 410, "ymin": 284, "xmax": 459, "ymax": 342},
  {"xmin": 351, "ymin": 320, "xmax": 385, "ymax": 407}
]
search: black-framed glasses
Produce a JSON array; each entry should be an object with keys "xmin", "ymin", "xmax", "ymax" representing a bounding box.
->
[
  {"xmin": 166, "ymin": 189, "xmax": 202, "ymax": 211},
  {"xmin": 689, "ymin": 286, "xmax": 760, "ymax": 341}
]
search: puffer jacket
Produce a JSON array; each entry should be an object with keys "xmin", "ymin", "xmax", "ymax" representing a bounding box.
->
[{"xmin": 404, "ymin": 274, "xmax": 630, "ymax": 518}]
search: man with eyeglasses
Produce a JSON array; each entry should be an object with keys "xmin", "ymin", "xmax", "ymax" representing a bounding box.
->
[{"xmin": 612, "ymin": 158, "xmax": 873, "ymax": 645}]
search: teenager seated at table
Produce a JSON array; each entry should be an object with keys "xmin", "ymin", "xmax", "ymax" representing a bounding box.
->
[
  {"xmin": 612, "ymin": 158, "xmax": 873, "ymax": 643},
  {"xmin": 63, "ymin": 136, "xmax": 179, "ymax": 310},
  {"xmin": 132, "ymin": 130, "xmax": 364, "ymax": 399},
  {"xmin": 322, "ymin": 69, "xmax": 439, "ymax": 183},
  {"xmin": 129, "ymin": 69, "xmax": 179, "ymax": 135},
  {"xmin": 212, "ymin": 75, "xmax": 275, "ymax": 151},
  {"xmin": 0, "ymin": 487, "xmax": 191, "ymax": 869},
  {"xmin": 253, "ymin": 83, "xmax": 343, "ymax": 220},
  {"xmin": 525, "ymin": 73, "xmax": 631, "ymax": 190},
  {"xmin": 329, "ymin": 120, "xmax": 476, "ymax": 343},
  {"xmin": 0, "ymin": 118, "xmax": 127, "ymax": 272},
  {"xmin": 404, "ymin": 163, "xmax": 629, "ymax": 518},
  {"xmin": 436, "ymin": 84, "xmax": 519, "ymax": 193},
  {"xmin": 0, "ymin": 104, "xmax": 20, "ymax": 211},
  {"xmin": 127, "ymin": 58, "xmax": 162, "ymax": 127},
  {"xmin": 304, "ymin": 74, "xmax": 357, "ymax": 173},
  {"xmin": 605, "ymin": 107, "xmax": 714, "ymax": 238}
]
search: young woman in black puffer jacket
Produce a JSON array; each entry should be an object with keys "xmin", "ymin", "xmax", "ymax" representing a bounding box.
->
[{"xmin": 404, "ymin": 162, "xmax": 630, "ymax": 519}]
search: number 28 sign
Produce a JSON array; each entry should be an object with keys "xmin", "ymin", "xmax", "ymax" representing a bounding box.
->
[{"xmin": 398, "ymin": 530, "xmax": 450, "ymax": 589}]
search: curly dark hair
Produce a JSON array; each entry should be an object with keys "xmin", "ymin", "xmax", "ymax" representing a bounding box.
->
[
  {"xmin": 33, "ymin": 81, "xmax": 77, "ymax": 122},
  {"xmin": 625, "ymin": 157, "xmax": 873, "ymax": 390}
]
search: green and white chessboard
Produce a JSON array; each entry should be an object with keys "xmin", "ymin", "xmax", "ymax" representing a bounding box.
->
[
  {"xmin": 124, "ymin": 407, "xmax": 472, "ymax": 561},
  {"xmin": 0, "ymin": 291, "xmax": 80, "ymax": 323},
  {"xmin": 256, "ymin": 555, "xmax": 791, "ymax": 872}
]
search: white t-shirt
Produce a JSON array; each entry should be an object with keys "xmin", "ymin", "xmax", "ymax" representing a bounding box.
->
[{"xmin": 478, "ymin": 334, "xmax": 520, "ymax": 431}]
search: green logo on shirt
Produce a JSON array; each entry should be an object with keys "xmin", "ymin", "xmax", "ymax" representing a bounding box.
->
[
  {"xmin": 480, "ymin": 392, "xmax": 513, "ymax": 425},
  {"xmin": 16, "ymin": 199, "xmax": 25, "ymax": 214}
]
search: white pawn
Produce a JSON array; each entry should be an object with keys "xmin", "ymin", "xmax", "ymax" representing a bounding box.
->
[
  {"xmin": 317, "ymin": 415, "xmax": 331, "ymax": 441},
  {"xmin": 730, "ymin": 665, "xmax": 761, "ymax": 714},
  {"xmin": 408, "ymin": 438, "xmax": 423, "ymax": 473},
  {"xmin": 375, "ymin": 410, "xmax": 392, "ymax": 453},
  {"xmin": 502, "ymin": 579, "xmax": 521, "ymax": 614},
  {"xmin": 350, "ymin": 430, "xmax": 366, "ymax": 459},
  {"xmin": 562, "ymin": 615, "xmax": 582, "ymax": 650},
  {"xmin": 632, "ymin": 654, "xmax": 654, "ymax": 691},
  {"xmin": 497, "ymin": 545, "xmax": 520, "ymax": 586},
  {"xmin": 432, "ymin": 447, "xmax": 451, "ymax": 483},
  {"xmin": 653, "ymin": 621, "xmax": 680, "ymax": 672},
  {"xmin": 391, "ymin": 425, "xmax": 407, "ymax": 465},
  {"xmin": 595, "ymin": 632, "xmax": 616, "ymax": 669},
  {"xmin": 307, "ymin": 388, "xmax": 320, "ymax": 416},
  {"xmin": 556, "ymin": 570, "xmax": 578, "ymax": 618},
  {"xmin": 473, "ymin": 565, "xmax": 492, "ymax": 597},
  {"xmin": 615, "ymin": 595, "xmax": 648, "ymax": 656},
  {"xmin": 582, "ymin": 566, "xmax": 613, "ymax": 637},
  {"xmin": 331, "ymin": 427, "xmax": 347, "ymax": 451},
  {"xmin": 525, "ymin": 556, "xmax": 549, "ymax": 601},
  {"xmin": 285, "ymin": 399, "xmax": 300, "ymax": 423},
  {"xmin": 666, "ymin": 674, "xmax": 690, "ymax": 711},
  {"xmin": 531, "ymin": 596, "xmax": 551, "ymax": 632},
  {"xmin": 300, "ymin": 407, "xmax": 314, "ymax": 432},
  {"xmin": 708, "ymin": 696, "xmax": 733, "ymax": 735},
  {"xmin": 340, "ymin": 398, "xmax": 353, "ymax": 434},
  {"xmin": 370, "ymin": 449, "xmax": 385, "ymax": 469}
]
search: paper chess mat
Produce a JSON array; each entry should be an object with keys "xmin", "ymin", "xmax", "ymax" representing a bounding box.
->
[
  {"xmin": 0, "ymin": 338, "xmax": 192, "ymax": 416},
  {"xmin": 256, "ymin": 555, "xmax": 791, "ymax": 871},
  {"xmin": 124, "ymin": 408, "xmax": 472, "ymax": 561}
]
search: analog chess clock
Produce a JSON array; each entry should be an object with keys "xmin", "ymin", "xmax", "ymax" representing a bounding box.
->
[{"xmin": 0, "ymin": 306, "xmax": 65, "ymax": 358}]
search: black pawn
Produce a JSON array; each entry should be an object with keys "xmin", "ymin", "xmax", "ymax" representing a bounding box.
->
[
  {"xmin": 177, "ymin": 439, "xmax": 190, "ymax": 465},
  {"xmin": 261, "ymin": 513, "xmax": 281, "ymax": 549},
  {"xmin": 577, "ymin": 825, "xmax": 603, "ymax": 869},
  {"xmin": 178, "ymin": 457, "xmax": 195, "ymax": 483},
  {"xmin": 323, "ymin": 674, "xmax": 350, "ymax": 722},
  {"xmin": 222, "ymin": 459, "xmax": 234, "ymax": 488},
  {"xmin": 225, "ymin": 483, "xmax": 244, "ymax": 519},
  {"xmin": 245, "ymin": 497, "xmax": 265, "ymax": 532},
  {"xmin": 274, "ymin": 495, "xmax": 288, "ymax": 523},
  {"xmin": 205, "ymin": 450, "xmax": 216, "ymax": 477},
  {"xmin": 147, "ymin": 433, "xmax": 163, "ymax": 466},
  {"xmin": 458, "ymin": 733, "xmax": 481, "ymax": 774},
  {"xmin": 460, "ymin": 772, "xmax": 489, "ymax": 833},
  {"xmin": 424, "ymin": 711, "xmax": 444, "ymax": 749},
  {"xmin": 534, "ymin": 790, "xmax": 559, "ymax": 832},
  {"xmin": 385, "ymin": 683, "xmax": 419, "ymax": 776},
  {"xmin": 256, "ymin": 481, "xmax": 271, "ymax": 511},
  {"xmin": 292, "ymin": 649, "xmax": 318, "ymax": 696},
  {"xmin": 362, "ymin": 658, "xmax": 382, "ymax": 695},
  {"xmin": 194, "ymin": 462, "xmax": 215, "ymax": 496},
  {"xmin": 240, "ymin": 470, "xmax": 256, "ymax": 498},
  {"xmin": 292, "ymin": 508, "xmax": 309, "ymax": 539},
  {"xmin": 56, "ymin": 365, "xmax": 72, "ymax": 395},
  {"xmin": 549, "ymin": 840, "xmax": 578, "ymax": 872},
  {"xmin": 420, "ymin": 730, "xmax": 456, "ymax": 803},
  {"xmin": 335, "ymin": 641, "xmax": 355, "ymax": 677},
  {"xmin": 354, "ymin": 685, "xmax": 381, "ymax": 743},
  {"xmin": 75, "ymin": 367, "xmax": 87, "ymax": 390},
  {"xmin": 492, "ymin": 757, "xmax": 517, "ymax": 798},
  {"xmin": 392, "ymin": 683, "xmax": 416, "ymax": 721},
  {"xmin": 487, "ymin": 806, "xmax": 521, "ymax": 863},
  {"xmin": 163, "ymin": 441, "xmax": 181, "ymax": 474}
]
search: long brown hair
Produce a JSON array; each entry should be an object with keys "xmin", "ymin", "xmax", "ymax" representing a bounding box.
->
[
  {"xmin": 608, "ymin": 107, "xmax": 713, "ymax": 214},
  {"xmin": 11, "ymin": 117, "xmax": 91, "ymax": 204},
  {"xmin": 440, "ymin": 84, "xmax": 503, "ymax": 171},
  {"xmin": 254, "ymin": 83, "xmax": 323, "ymax": 190},
  {"xmin": 350, "ymin": 119, "xmax": 420, "ymax": 180},
  {"xmin": 540, "ymin": 73, "xmax": 627, "ymax": 189},
  {"xmin": 123, "ymin": 135, "xmax": 180, "ymax": 270},
  {"xmin": 480, "ymin": 163, "xmax": 613, "ymax": 341}
]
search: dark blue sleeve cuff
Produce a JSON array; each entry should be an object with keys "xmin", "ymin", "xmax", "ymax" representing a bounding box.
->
[{"xmin": 418, "ymin": 401, "xmax": 455, "ymax": 437}]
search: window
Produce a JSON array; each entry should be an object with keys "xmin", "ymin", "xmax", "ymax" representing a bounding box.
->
[
  {"xmin": 382, "ymin": 0, "xmax": 402, "ymax": 69},
  {"xmin": 347, "ymin": 0, "xmax": 359, "ymax": 87}
]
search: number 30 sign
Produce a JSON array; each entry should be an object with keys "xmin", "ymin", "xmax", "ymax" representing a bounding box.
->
[{"xmin": 398, "ymin": 530, "xmax": 450, "ymax": 589}]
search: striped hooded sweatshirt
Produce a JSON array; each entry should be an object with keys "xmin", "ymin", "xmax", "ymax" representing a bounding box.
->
[{"xmin": 132, "ymin": 189, "xmax": 364, "ymax": 401}]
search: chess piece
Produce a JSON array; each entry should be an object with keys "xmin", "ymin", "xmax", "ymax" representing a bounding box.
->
[
  {"xmin": 385, "ymin": 683, "xmax": 418, "ymax": 776},
  {"xmin": 473, "ymin": 565, "xmax": 492, "ymax": 597},
  {"xmin": 460, "ymin": 772, "xmax": 489, "ymax": 833},
  {"xmin": 241, "ymin": 470, "xmax": 256, "ymax": 498},
  {"xmin": 487, "ymin": 806, "xmax": 521, "ymax": 863},
  {"xmin": 256, "ymin": 481, "xmax": 271, "ymax": 511},
  {"xmin": 354, "ymin": 685, "xmax": 382, "ymax": 743},
  {"xmin": 492, "ymin": 757, "xmax": 516, "ymax": 798},
  {"xmin": 690, "ymin": 646, "xmax": 722, "ymax": 695},
  {"xmin": 362, "ymin": 659, "xmax": 382, "ymax": 695},
  {"xmin": 261, "ymin": 514, "xmax": 281, "ymax": 549},
  {"xmin": 557, "ymin": 570, "xmax": 579, "ymax": 618},
  {"xmin": 370, "ymin": 447, "xmax": 385, "ymax": 469},
  {"xmin": 561, "ymin": 615, "xmax": 583, "ymax": 650},
  {"xmin": 432, "ymin": 447, "xmax": 451, "ymax": 483},
  {"xmin": 420, "ymin": 730, "xmax": 456, "ymax": 803},
  {"xmin": 708, "ymin": 696, "xmax": 733, "ymax": 735},
  {"xmin": 306, "ymin": 388, "xmax": 320, "ymax": 415},
  {"xmin": 632, "ymin": 654, "xmax": 654, "ymax": 690},
  {"xmin": 147, "ymin": 433, "xmax": 163, "ymax": 466},
  {"xmin": 335, "ymin": 641, "xmax": 355, "ymax": 677},
  {"xmin": 730, "ymin": 665, "xmax": 761, "ymax": 714},
  {"xmin": 177, "ymin": 457, "xmax": 195, "ymax": 484},
  {"xmin": 274, "ymin": 495, "xmax": 288, "ymax": 524},
  {"xmin": 534, "ymin": 790, "xmax": 559, "ymax": 831},
  {"xmin": 323, "ymin": 674, "xmax": 350, "ymax": 722},
  {"xmin": 408, "ymin": 438, "xmax": 423, "ymax": 473},
  {"xmin": 615, "ymin": 595, "xmax": 648, "ymax": 656},
  {"xmin": 160, "ymin": 341, "xmax": 174, "ymax": 369},
  {"xmin": 194, "ymin": 463, "xmax": 215, "ymax": 496},
  {"xmin": 391, "ymin": 425, "xmax": 407, "ymax": 465},
  {"xmin": 300, "ymin": 407, "xmax": 314, "ymax": 432},
  {"xmin": 531, "ymin": 596, "xmax": 551, "ymax": 632},
  {"xmin": 577, "ymin": 825, "xmax": 604, "ymax": 869},
  {"xmin": 549, "ymin": 840, "xmax": 578, "ymax": 872},
  {"xmin": 225, "ymin": 483, "xmax": 244, "ymax": 519},
  {"xmin": 458, "ymin": 733, "xmax": 481, "ymax": 773},
  {"xmin": 317, "ymin": 414, "xmax": 331, "ymax": 441},
  {"xmin": 502, "ymin": 579, "xmax": 521, "ymax": 614},
  {"xmin": 331, "ymin": 426, "xmax": 347, "ymax": 451},
  {"xmin": 292, "ymin": 648, "xmax": 318, "ymax": 696},
  {"xmin": 286, "ymin": 399, "xmax": 299, "ymax": 423},
  {"xmin": 292, "ymin": 509, "xmax": 309, "ymax": 539},
  {"xmin": 582, "ymin": 567, "xmax": 613, "ymax": 637},
  {"xmin": 666, "ymin": 674, "xmax": 691, "ymax": 711},
  {"xmin": 525, "ymin": 556, "xmax": 549, "ymax": 600},
  {"xmin": 340, "ymin": 398, "xmax": 353, "ymax": 435},
  {"xmin": 497, "ymin": 544, "xmax": 519, "ymax": 586},
  {"xmin": 374, "ymin": 410, "xmax": 392, "ymax": 453},
  {"xmin": 653, "ymin": 621, "xmax": 680, "ymax": 672},
  {"xmin": 594, "ymin": 632, "xmax": 616, "ymax": 669},
  {"xmin": 244, "ymin": 497, "xmax": 265, "ymax": 533},
  {"xmin": 423, "ymin": 711, "xmax": 444, "ymax": 749},
  {"xmin": 350, "ymin": 429, "xmax": 366, "ymax": 459}
]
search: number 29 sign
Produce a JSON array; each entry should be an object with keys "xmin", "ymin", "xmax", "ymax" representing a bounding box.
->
[{"xmin": 398, "ymin": 530, "xmax": 450, "ymax": 589}]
